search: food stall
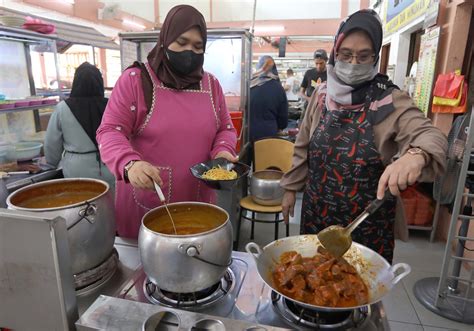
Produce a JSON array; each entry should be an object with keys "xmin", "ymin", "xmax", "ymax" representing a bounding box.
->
[
  {"xmin": 0, "ymin": 8, "xmax": 121, "ymax": 203},
  {"xmin": 0, "ymin": 207, "xmax": 391, "ymax": 330},
  {"xmin": 0, "ymin": 25, "xmax": 63, "ymax": 198}
]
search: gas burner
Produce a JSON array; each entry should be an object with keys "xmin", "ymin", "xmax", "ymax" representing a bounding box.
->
[
  {"xmin": 144, "ymin": 268, "xmax": 235, "ymax": 308},
  {"xmin": 271, "ymin": 291, "xmax": 370, "ymax": 330},
  {"xmin": 75, "ymin": 249, "xmax": 119, "ymax": 295}
]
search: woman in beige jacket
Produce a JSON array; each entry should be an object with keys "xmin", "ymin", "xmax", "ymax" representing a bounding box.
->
[{"xmin": 280, "ymin": 9, "xmax": 447, "ymax": 263}]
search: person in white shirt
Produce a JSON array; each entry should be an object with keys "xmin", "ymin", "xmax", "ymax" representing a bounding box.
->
[{"xmin": 284, "ymin": 69, "xmax": 299, "ymax": 101}]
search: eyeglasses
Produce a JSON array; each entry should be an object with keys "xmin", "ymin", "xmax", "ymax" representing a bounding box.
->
[{"xmin": 336, "ymin": 52, "xmax": 375, "ymax": 64}]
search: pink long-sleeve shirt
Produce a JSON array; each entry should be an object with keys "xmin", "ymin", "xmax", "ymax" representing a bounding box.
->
[{"xmin": 97, "ymin": 65, "xmax": 237, "ymax": 238}]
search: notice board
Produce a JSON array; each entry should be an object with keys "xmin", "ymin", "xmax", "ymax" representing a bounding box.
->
[{"xmin": 414, "ymin": 26, "xmax": 440, "ymax": 115}]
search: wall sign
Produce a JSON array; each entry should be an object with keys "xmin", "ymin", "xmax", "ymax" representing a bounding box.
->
[
  {"xmin": 413, "ymin": 26, "xmax": 440, "ymax": 115},
  {"xmin": 383, "ymin": 0, "xmax": 430, "ymax": 36}
]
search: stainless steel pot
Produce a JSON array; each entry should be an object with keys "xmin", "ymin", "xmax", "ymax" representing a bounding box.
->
[
  {"xmin": 250, "ymin": 170, "xmax": 284, "ymax": 206},
  {"xmin": 6, "ymin": 178, "xmax": 115, "ymax": 275},
  {"xmin": 246, "ymin": 235, "xmax": 411, "ymax": 312},
  {"xmin": 138, "ymin": 202, "xmax": 233, "ymax": 293}
]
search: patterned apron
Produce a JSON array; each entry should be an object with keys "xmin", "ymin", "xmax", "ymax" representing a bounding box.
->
[{"xmin": 301, "ymin": 105, "xmax": 396, "ymax": 263}]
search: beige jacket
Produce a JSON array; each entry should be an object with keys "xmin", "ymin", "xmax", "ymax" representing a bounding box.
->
[{"xmin": 280, "ymin": 88, "xmax": 448, "ymax": 191}]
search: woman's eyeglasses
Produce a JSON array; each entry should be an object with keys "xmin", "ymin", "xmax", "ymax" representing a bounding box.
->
[{"xmin": 336, "ymin": 52, "xmax": 375, "ymax": 64}]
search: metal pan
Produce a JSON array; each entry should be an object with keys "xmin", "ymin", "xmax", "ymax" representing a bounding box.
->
[{"xmin": 245, "ymin": 235, "xmax": 411, "ymax": 312}]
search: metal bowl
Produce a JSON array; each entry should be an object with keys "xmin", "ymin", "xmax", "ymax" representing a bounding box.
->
[
  {"xmin": 190, "ymin": 158, "xmax": 250, "ymax": 191},
  {"xmin": 250, "ymin": 170, "xmax": 284, "ymax": 206}
]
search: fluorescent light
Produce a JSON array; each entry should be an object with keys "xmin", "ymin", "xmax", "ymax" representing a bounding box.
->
[
  {"xmin": 254, "ymin": 25, "xmax": 285, "ymax": 33},
  {"xmin": 122, "ymin": 19, "xmax": 146, "ymax": 30},
  {"xmin": 62, "ymin": 0, "xmax": 75, "ymax": 4}
]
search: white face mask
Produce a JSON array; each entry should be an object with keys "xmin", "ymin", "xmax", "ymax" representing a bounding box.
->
[{"xmin": 334, "ymin": 61, "xmax": 375, "ymax": 85}]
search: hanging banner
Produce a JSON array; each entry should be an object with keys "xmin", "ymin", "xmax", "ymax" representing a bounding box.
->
[
  {"xmin": 413, "ymin": 26, "xmax": 440, "ymax": 115},
  {"xmin": 383, "ymin": 0, "xmax": 430, "ymax": 36}
]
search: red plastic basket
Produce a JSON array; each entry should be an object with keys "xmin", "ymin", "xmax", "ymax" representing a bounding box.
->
[{"xmin": 401, "ymin": 186, "xmax": 434, "ymax": 226}]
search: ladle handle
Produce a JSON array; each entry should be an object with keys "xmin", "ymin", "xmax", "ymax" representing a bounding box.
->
[
  {"xmin": 346, "ymin": 190, "xmax": 392, "ymax": 234},
  {"xmin": 153, "ymin": 181, "xmax": 166, "ymax": 202},
  {"xmin": 366, "ymin": 189, "xmax": 392, "ymax": 214}
]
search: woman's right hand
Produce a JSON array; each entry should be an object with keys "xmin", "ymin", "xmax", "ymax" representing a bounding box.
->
[
  {"xmin": 127, "ymin": 161, "xmax": 163, "ymax": 190},
  {"xmin": 282, "ymin": 190, "xmax": 296, "ymax": 224}
]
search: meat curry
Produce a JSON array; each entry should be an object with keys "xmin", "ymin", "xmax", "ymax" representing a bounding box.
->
[{"xmin": 272, "ymin": 247, "xmax": 369, "ymax": 307}]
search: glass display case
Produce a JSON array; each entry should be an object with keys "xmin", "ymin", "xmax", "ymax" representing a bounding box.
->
[{"xmin": 0, "ymin": 26, "xmax": 61, "ymax": 142}]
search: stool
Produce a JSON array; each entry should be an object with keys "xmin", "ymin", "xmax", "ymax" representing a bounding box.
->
[{"xmin": 234, "ymin": 196, "xmax": 289, "ymax": 250}]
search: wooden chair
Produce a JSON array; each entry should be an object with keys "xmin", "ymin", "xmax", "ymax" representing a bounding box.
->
[{"xmin": 234, "ymin": 138, "xmax": 295, "ymax": 250}]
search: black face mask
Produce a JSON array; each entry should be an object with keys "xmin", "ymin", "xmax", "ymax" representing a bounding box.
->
[{"xmin": 166, "ymin": 49, "xmax": 204, "ymax": 75}]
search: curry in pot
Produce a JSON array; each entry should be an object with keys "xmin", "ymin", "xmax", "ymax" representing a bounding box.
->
[
  {"xmin": 10, "ymin": 180, "xmax": 106, "ymax": 209},
  {"xmin": 272, "ymin": 247, "xmax": 369, "ymax": 307},
  {"xmin": 145, "ymin": 204, "xmax": 227, "ymax": 235}
]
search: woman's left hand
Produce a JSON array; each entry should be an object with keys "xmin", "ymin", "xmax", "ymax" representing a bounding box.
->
[
  {"xmin": 214, "ymin": 151, "xmax": 239, "ymax": 163},
  {"xmin": 376, "ymin": 153, "xmax": 425, "ymax": 199}
]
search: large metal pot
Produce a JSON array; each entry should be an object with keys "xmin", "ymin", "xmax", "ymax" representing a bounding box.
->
[
  {"xmin": 246, "ymin": 235, "xmax": 411, "ymax": 312},
  {"xmin": 6, "ymin": 178, "xmax": 115, "ymax": 275},
  {"xmin": 138, "ymin": 202, "xmax": 233, "ymax": 293}
]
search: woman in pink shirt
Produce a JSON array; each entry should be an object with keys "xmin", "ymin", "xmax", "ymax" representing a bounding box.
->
[{"xmin": 97, "ymin": 5, "xmax": 237, "ymax": 239}]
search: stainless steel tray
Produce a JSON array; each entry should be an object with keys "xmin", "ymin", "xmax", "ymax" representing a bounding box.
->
[{"xmin": 76, "ymin": 295, "xmax": 290, "ymax": 331}]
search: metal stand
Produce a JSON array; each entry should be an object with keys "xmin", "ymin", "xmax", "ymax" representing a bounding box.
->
[{"xmin": 414, "ymin": 108, "xmax": 474, "ymax": 324}]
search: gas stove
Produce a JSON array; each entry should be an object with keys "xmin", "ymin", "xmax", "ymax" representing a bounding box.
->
[{"xmin": 76, "ymin": 239, "xmax": 390, "ymax": 330}]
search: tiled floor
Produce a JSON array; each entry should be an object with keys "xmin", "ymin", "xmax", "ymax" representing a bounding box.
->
[{"xmin": 234, "ymin": 193, "xmax": 474, "ymax": 331}]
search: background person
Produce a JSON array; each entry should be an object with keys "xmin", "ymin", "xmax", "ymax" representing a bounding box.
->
[
  {"xmin": 300, "ymin": 49, "xmax": 328, "ymax": 103},
  {"xmin": 284, "ymin": 68, "xmax": 299, "ymax": 102},
  {"xmin": 45, "ymin": 62, "xmax": 115, "ymax": 190},
  {"xmin": 249, "ymin": 56, "xmax": 288, "ymax": 143}
]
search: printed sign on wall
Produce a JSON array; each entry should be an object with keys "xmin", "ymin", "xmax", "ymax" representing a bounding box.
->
[
  {"xmin": 413, "ymin": 27, "xmax": 440, "ymax": 115},
  {"xmin": 383, "ymin": 0, "xmax": 430, "ymax": 35}
]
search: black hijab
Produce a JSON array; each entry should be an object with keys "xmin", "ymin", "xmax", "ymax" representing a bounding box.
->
[
  {"xmin": 129, "ymin": 5, "xmax": 207, "ymax": 112},
  {"xmin": 65, "ymin": 62, "xmax": 108, "ymax": 149}
]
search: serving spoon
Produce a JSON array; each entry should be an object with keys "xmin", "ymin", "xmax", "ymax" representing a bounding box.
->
[
  {"xmin": 153, "ymin": 181, "xmax": 177, "ymax": 235},
  {"xmin": 317, "ymin": 190, "xmax": 392, "ymax": 257}
]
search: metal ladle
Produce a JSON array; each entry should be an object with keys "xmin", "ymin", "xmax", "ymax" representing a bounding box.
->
[
  {"xmin": 317, "ymin": 190, "xmax": 391, "ymax": 257},
  {"xmin": 153, "ymin": 181, "xmax": 177, "ymax": 235}
]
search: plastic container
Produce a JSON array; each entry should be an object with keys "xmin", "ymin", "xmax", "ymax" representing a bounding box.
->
[
  {"xmin": 0, "ymin": 103, "xmax": 14, "ymax": 110},
  {"xmin": 14, "ymin": 100, "xmax": 30, "ymax": 107},
  {"xmin": 42, "ymin": 99, "xmax": 57, "ymax": 105}
]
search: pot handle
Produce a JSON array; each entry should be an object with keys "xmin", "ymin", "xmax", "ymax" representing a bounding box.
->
[
  {"xmin": 245, "ymin": 242, "xmax": 263, "ymax": 261},
  {"xmin": 389, "ymin": 263, "xmax": 411, "ymax": 285},
  {"xmin": 67, "ymin": 202, "xmax": 98, "ymax": 230},
  {"xmin": 179, "ymin": 244, "xmax": 232, "ymax": 268}
]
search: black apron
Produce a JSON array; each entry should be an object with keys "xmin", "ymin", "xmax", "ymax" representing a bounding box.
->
[{"xmin": 301, "ymin": 104, "xmax": 396, "ymax": 263}]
